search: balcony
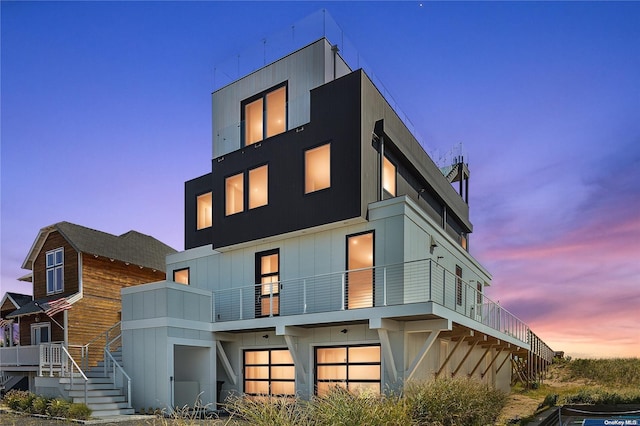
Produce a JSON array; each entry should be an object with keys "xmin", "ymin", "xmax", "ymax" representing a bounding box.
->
[
  {"xmin": 212, "ymin": 258, "xmax": 530, "ymax": 345},
  {"xmin": 0, "ymin": 344, "xmax": 43, "ymax": 372}
]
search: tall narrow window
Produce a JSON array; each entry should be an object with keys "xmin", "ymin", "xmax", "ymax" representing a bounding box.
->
[
  {"xmin": 173, "ymin": 268, "xmax": 190, "ymax": 285},
  {"xmin": 256, "ymin": 249, "xmax": 279, "ymax": 317},
  {"xmin": 476, "ymin": 282, "xmax": 483, "ymax": 304},
  {"xmin": 456, "ymin": 265, "xmax": 463, "ymax": 306},
  {"xmin": 197, "ymin": 192, "xmax": 212, "ymax": 230},
  {"xmin": 225, "ymin": 173, "xmax": 244, "ymax": 215},
  {"xmin": 315, "ymin": 345, "xmax": 381, "ymax": 396},
  {"xmin": 382, "ymin": 156, "xmax": 396, "ymax": 196},
  {"xmin": 346, "ymin": 232, "xmax": 374, "ymax": 309},
  {"xmin": 249, "ymin": 165, "xmax": 268, "ymax": 209},
  {"xmin": 243, "ymin": 84, "xmax": 287, "ymax": 146},
  {"xmin": 305, "ymin": 144, "xmax": 331, "ymax": 193},
  {"xmin": 46, "ymin": 248, "xmax": 64, "ymax": 294},
  {"xmin": 244, "ymin": 349, "xmax": 295, "ymax": 397}
]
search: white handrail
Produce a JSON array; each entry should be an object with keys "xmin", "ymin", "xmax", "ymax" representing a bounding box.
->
[{"xmin": 104, "ymin": 335, "xmax": 132, "ymax": 409}]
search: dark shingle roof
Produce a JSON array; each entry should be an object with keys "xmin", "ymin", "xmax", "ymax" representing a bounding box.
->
[
  {"xmin": 23, "ymin": 222, "xmax": 177, "ymax": 272},
  {"xmin": 7, "ymin": 292, "xmax": 33, "ymax": 308}
]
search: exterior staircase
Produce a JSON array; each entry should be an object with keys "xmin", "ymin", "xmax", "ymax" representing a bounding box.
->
[{"xmin": 61, "ymin": 347, "xmax": 134, "ymax": 417}]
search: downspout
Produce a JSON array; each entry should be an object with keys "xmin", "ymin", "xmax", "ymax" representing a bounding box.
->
[{"xmin": 331, "ymin": 44, "xmax": 339, "ymax": 80}]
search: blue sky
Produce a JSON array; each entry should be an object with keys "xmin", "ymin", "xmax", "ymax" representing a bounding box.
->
[{"xmin": 2, "ymin": 1, "xmax": 639, "ymax": 358}]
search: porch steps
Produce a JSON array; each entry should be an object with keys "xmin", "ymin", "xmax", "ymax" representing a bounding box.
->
[{"xmin": 63, "ymin": 347, "xmax": 134, "ymax": 417}]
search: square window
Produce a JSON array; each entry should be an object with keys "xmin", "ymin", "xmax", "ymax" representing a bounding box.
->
[
  {"xmin": 196, "ymin": 192, "xmax": 212, "ymax": 230},
  {"xmin": 174, "ymin": 268, "xmax": 189, "ymax": 285},
  {"xmin": 225, "ymin": 173, "xmax": 244, "ymax": 215},
  {"xmin": 305, "ymin": 144, "xmax": 330, "ymax": 193},
  {"xmin": 243, "ymin": 83, "xmax": 287, "ymax": 146},
  {"xmin": 249, "ymin": 165, "xmax": 268, "ymax": 209}
]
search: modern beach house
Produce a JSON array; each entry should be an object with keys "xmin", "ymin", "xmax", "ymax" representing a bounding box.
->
[{"xmin": 121, "ymin": 31, "xmax": 554, "ymax": 411}]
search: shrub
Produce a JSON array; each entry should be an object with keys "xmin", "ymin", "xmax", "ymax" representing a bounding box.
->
[
  {"xmin": 405, "ymin": 378, "xmax": 507, "ymax": 426},
  {"xmin": 310, "ymin": 386, "xmax": 412, "ymax": 426},
  {"xmin": 46, "ymin": 398, "xmax": 71, "ymax": 418},
  {"xmin": 2, "ymin": 389, "xmax": 32, "ymax": 411},
  {"xmin": 67, "ymin": 402, "xmax": 92, "ymax": 420},
  {"xmin": 225, "ymin": 394, "xmax": 310, "ymax": 426},
  {"xmin": 30, "ymin": 395, "xmax": 51, "ymax": 414}
]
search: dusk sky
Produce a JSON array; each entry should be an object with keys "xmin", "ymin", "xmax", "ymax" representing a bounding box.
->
[{"xmin": 1, "ymin": 1, "xmax": 638, "ymax": 359}]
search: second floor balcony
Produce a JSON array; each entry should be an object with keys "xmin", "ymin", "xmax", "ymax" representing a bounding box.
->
[{"xmin": 211, "ymin": 258, "xmax": 530, "ymax": 347}]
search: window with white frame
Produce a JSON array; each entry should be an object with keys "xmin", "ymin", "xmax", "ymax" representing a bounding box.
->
[
  {"xmin": 31, "ymin": 322, "xmax": 51, "ymax": 344},
  {"xmin": 46, "ymin": 248, "xmax": 64, "ymax": 294}
]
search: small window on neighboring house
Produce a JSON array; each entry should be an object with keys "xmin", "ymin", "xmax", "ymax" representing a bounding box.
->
[
  {"xmin": 383, "ymin": 156, "xmax": 396, "ymax": 196},
  {"xmin": 197, "ymin": 192, "xmax": 212, "ymax": 230},
  {"xmin": 455, "ymin": 265, "xmax": 463, "ymax": 306},
  {"xmin": 243, "ymin": 84, "xmax": 287, "ymax": 146},
  {"xmin": 46, "ymin": 248, "xmax": 64, "ymax": 294},
  {"xmin": 305, "ymin": 144, "xmax": 331, "ymax": 193},
  {"xmin": 249, "ymin": 165, "xmax": 268, "ymax": 209},
  {"xmin": 174, "ymin": 268, "xmax": 189, "ymax": 285},
  {"xmin": 225, "ymin": 173, "xmax": 244, "ymax": 215}
]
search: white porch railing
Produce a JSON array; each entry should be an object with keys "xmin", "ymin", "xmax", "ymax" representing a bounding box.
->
[
  {"xmin": 39, "ymin": 343, "xmax": 88, "ymax": 403},
  {"xmin": 68, "ymin": 321, "xmax": 121, "ymax": 371},
  {"xmin": 212, "ymin": 258, "xmax": 530, "ymax": 344},
  {"xmin": 0, "ymin": 345, "xmax": 40, "ymax": 368}
]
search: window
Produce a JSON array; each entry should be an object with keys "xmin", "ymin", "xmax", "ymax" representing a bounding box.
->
[
  {"xmin": 46, "ymin": 248, "xmax": 64, "ymax": 294},
  {"xmin": 305, "ymin": 144, "xmax": 330, "ymax": 193},
  {"xmin": 346, "ymin": 232, "xmax": 374, "ymax": 309},
  {"xmin": 249, "ymin": 165, "xmax": 268, "ymax": 209},
  {"xmin": 256, "ymin": 249, "xmax": 279, "ymax": 317},
  {"xmin": 456, "ymin": 265, "xmax": 463, "ymax": 306},
  {"xmin": 315, "ymin": 345, "xmax": 381, "ymax": 396},
  {"xmin": 197, "ymin": 192, "xmax": 212, "ymax": 230},
  {"xmin": 225, "ymin": 173, "xmax": 244, "ymax": 215},
  {"xmin": 173, "ymin": 268, "xmax": 190, "ymax": 285},
  {"xmin": 476, "ymin": 282, "xmax": 483, "ymax": 304},
  {"xmin": 382, "ymin": 156, "xmax": 396, "ymax": 196},
  {"xmin": 243, "ymin": 84, "xmax": 287, "ymax": 146},
  {"xmin": 31, "ymin": 323, "xmax": 51, "ymax": 344},
  {"xmin": 244, "ymin": 348, "xmax": 295, "ymax": 397}
]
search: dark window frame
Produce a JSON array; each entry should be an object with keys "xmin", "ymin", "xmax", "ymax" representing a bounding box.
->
[
  {"xmin": 345, "ymin": 230, "xmax": 375, "ymax": 310},
  {"xmin": 241, "ymin": 81, "xmax": 288, "ymax": 147},
  {"xmin": 303, "ymin": 141, "xmax": 332, "ymax": 195},
  {"xmin": 243, "ymin": 348, "xmax": 295, "ymax": 397},
  {"xmin": 314, "ymin": 344, "xmax": 381, "ymax": 396},
  {"xmin": 255, "ymin": 248, "xmax": 280, "ymax": 318},
  {"xmin": 173, "ymin": 267, "xmax": 190, "ymax": 285},
  {"xmin": 455, "ymin": 265, "xmax": 463, "ymax": 306}
]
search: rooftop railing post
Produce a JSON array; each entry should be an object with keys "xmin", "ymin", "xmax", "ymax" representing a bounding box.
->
[
  {"xmin": 303, "ymin": 279, "xmax": 307, "ymax": 314},
  {"xmin": 341, "ymin": 273, "xmax": 346, "ymax": 310},
  {"xmin": 383, "ymin": 267, "xmax": 387, "ymax": 306}
]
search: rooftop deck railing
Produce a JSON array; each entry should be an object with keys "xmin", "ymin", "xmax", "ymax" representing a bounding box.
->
[{"xmin": 212, "ymin": 258, "xmax": 530, "ymax": 345}]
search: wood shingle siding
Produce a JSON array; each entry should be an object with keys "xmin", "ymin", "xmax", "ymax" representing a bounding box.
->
[{"xmin": 32, "ymin": 231, "xmax": 79, "ymax": 300}]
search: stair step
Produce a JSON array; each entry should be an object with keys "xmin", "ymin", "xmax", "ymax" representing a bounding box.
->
[
  {"xmin": 86, "ymin": 402, "xmax": 131, "ymax": 410},
  {"xmin": 73, "ymin": 395, "xmax": 126, "ymax": 404},
  {"xmin": 64, "ymin": 383, "xmax": 119, "ymax": 391},
  {"xmin": 59, "ymin": 376, "xmax": 113, "ymax": 384},
  {"xmin": 68, "ymin": 389, "xmax": 124, "ymax": 397},
  {"xmin": 91, "ymin": 408, "xmax": 135, "ymax": 417}
]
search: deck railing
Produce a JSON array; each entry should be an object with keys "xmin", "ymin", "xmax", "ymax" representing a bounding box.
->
[
  {"xmin": 0, "ymin": 345, "xmax": 40, "ymax": 368},
  {"xmin": 212, "ymin": 258, "xmax": 530, "ymax": 344}
]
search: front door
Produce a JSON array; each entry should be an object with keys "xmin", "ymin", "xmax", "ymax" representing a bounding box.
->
[
  {"xmin": 31, "ymin": 322, "xmax": 51, "ymax": 344},
  {"xmin": 256, "ymin": 249, "xmax": 279, "ymax": 317},
  {"xmin": 346, "ymin": 232, "xmax": 374, "ymax": 309}
]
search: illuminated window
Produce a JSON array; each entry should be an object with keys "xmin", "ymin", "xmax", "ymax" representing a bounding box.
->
[
  {"xmin": 244, "ymin": 348, "xmax": 295, "ymax": 396},
  {"xmin": 249, "ymin": 165, "xmax": 268, "ymax": 209},
  {"xmin": 46, "ymin": 248, "xmax": 64, "ymax": 295},
  {"xmin": 456, "ymin": 265, "xmax": 463, "ymax": 306},
  {"xmin": 173, "ymin": 268, "xmax": 189, "ymax": 285},
  {"xmin": 225, "ymin": 173, "xmax": 244, "ymax": 215},
  {"xmin": 382, "ymin": 156, "xmax": 396, "ymax": 196},
  {"xmin": 305, "ymin": 144, "xmax": 330, "ymax": 193},
  {"xmin": 256, "ymin": 249, "xmax": 279, "ymax": 317},
  {"xmin": 315, "ymin": 345, "xmax": 381, "ymax": 396},
  {"xmin": 346, "ymin": 232, "xmax": 374, "ymax": 309},
  {"xmin": 196, "ymin": 192, "xmax": 212, "ymax": 230},
  {"xmin": 243, "ymin": 84, "xmax": 287, "ymax": 146}
]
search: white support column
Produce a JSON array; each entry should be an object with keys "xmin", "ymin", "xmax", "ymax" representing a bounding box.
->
[
  {"xmin": 215, "ymin": 341, "xmax": 237, "ymax": 385},
  {"xmin": 277, "ymin": 326, "xmax": 308, "ymax": 384},
  {"xmin": 369, "ymin": 318, "xmax": 400, "ymax": 384}
]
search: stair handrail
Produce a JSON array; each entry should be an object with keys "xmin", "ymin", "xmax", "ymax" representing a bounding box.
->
[
  {"xmin": 60, "ymin": 344, "xmax": 88, "ymax": 404},
  {"xmin": 76, "ymin": 321, "xmax": 122, "ymax": 371},
  {"xmin": 104, "ymin": 337, "xmax": 131, "ymax": 409}
]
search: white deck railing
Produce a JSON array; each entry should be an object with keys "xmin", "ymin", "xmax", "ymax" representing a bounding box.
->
[
  {"xmin": 212, "ymin": 258, "xmax": 530, "ymax": 344},
  {"xmin": 0, "ymin": 345, "xmax": 40, "ymax": 368}
]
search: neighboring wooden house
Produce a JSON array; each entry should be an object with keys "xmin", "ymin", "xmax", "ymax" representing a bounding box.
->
[{"xmin": 0, "ymin": 221, "xmax": 176, "ymax": 387}]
